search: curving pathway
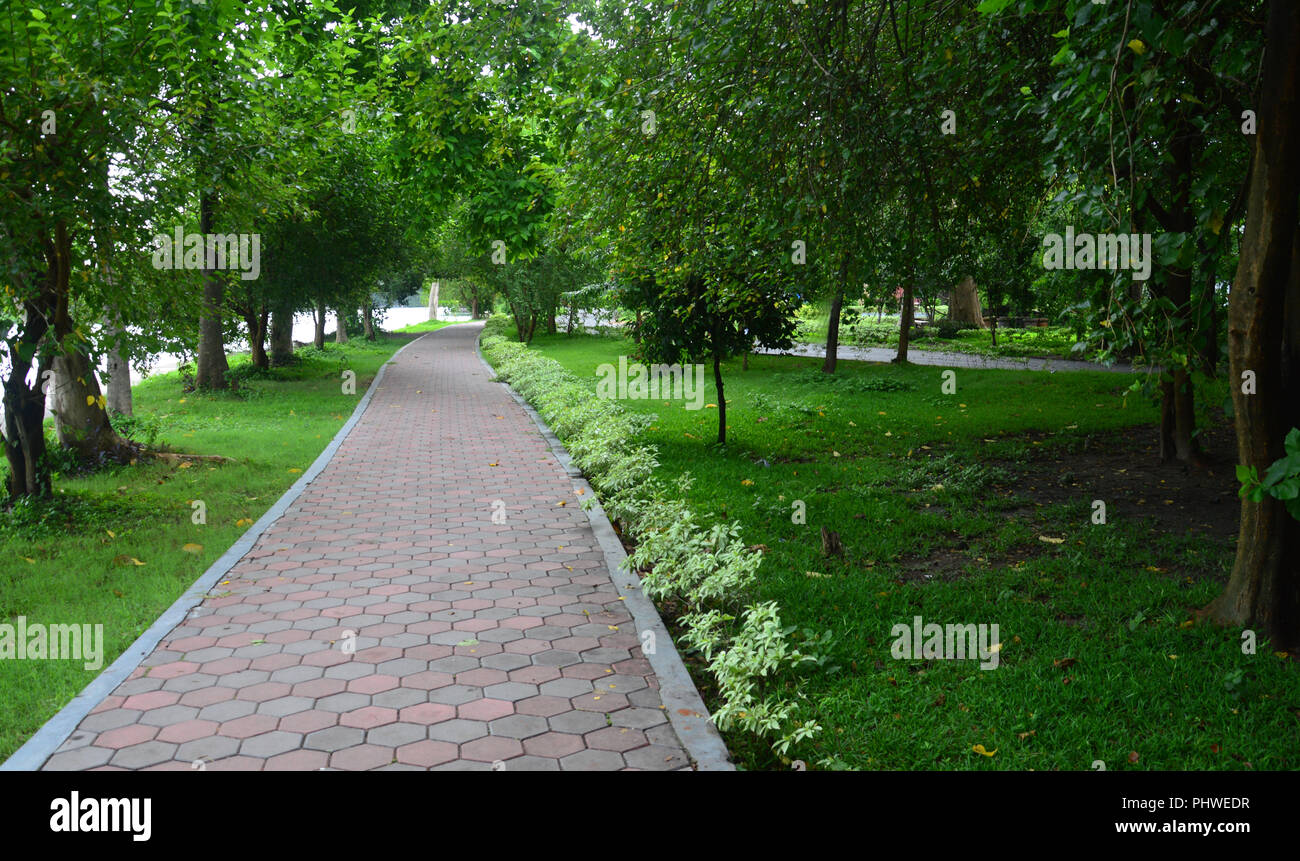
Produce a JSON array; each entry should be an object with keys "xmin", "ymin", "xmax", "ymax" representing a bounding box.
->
[{"xmin": 30, "ymin": 323, "xmax": 710, "ymax": 771}]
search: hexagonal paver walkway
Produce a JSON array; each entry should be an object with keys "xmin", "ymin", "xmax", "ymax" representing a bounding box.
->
[{"xmin": 40, "ymin": 323, "xmax": 693, "ymax": 771}]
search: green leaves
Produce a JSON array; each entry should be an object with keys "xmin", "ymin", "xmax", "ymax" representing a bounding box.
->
[{"xmin": 1237, "ymin": 430, "xmax": 1300, "ymax": 519}]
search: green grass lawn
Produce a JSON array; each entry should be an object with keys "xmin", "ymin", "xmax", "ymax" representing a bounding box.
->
[
  {"xmin": 795, "ymin": 300, "xmax": 1097, "ymax": 362},
  {"xmin": 0, "ymin": 322, "xmax": 462, "ymax": 762},
  {"xmin": 515, "ymin": 329, "xmax": 1296, "ymax": 771}
]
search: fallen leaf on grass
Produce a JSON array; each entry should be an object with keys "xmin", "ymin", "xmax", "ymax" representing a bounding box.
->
[
  {"xmin": 1128, "ymin": 751, "xmax": 1140, "ymax": 764},
  {"xmin": 972, "ymin": 744, "xmax": 997, "ymax": 757},
  {"xmin": 1053, "ymin": 657, "xmax": 1077, "ymax": 669},
  {"xmin": 182, "ymin": 543, "xmax": 203, "ymax": 554},
  {"xmin": 1038, "ymin": 535, "xmax": 1065, "ymax": 544}
]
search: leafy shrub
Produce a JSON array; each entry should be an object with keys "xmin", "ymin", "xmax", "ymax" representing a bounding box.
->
[
  {"xmin": 480, "ymin": 316, "xmax": 821, "ymax": 757},
  {"xmin": 112, "ymin": 411, "xmax": 163, "ymax": 448},
  {"xmin": 784, "ymin": 369, "xmax": 916, "ymax": 393},
  {"xmin": 934, "ymin": 319, "xmax": 978, "ymax": 339}
]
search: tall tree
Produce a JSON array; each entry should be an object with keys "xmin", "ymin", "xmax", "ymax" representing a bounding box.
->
[{"xmin": 1206, "ymin": 0, "xmax": 1300, "ymax": 648}]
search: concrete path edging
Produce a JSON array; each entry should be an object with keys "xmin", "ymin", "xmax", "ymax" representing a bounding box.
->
[
  {"xmin": 1, "ymin": 333, "xmax": 429, "ymax": 771},
  {"xmin": 476, "ymin": 335, "xmax": 735, "ymax": 772}
]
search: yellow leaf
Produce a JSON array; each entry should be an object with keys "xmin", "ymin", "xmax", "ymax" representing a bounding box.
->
[
  {"xmin": 96, "ymin": 395, "xmax": 106, "ymax": 409},
  {"xmin": 182, "ymin": 543, "xmax": 203, "ymax": 554},
  {"xmin": 1128, "ymin": 39, "xmax": 1146, "ymax": 55},
  {"xmin": 22, "ymin": 557, "xmax": 35, "ymax": 564},
  {"xmin": 85, "ymin": 395, "xmax": 96, "ymax": 406},
  {"xmin": 741, "ymin": 479, "xmax": 754, "ymax": 486},
  {"xmin": 1037, "ymin": 535, "xmax": 1065, "ymax": 544},
  {"xmin": 129, "ymin": 557, "xmax": 146, "ymax": 566},
  {"xmin": 288, "ymin": 468, "xmax": 301, "ymax": 473},
  {"xmin": 236, "ymin": 518, "xmax": 253, "ymax": 527},
  {"xmin": 177, "ymin": 462, "xmax": 192, "ymax": 469},
  {"xmin": 972, "ymin": 744, "xmax": 997, "ymax": 757},
  {"xmin": 105, "ymin": 529, "xmax": 115, "ymax": 538}
]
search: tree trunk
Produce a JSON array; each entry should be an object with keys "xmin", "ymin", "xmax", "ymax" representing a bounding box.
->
[
  {"xmin": 244, "ymin": 307, "xmax": 269, "ymax": 371},
  {"xmin": 313, "ymin": 303, "xmax": 326, "ymax": 349},
  {"xmin": 3, "ymin": 305, "xmax": 54, "ymax": 499},
  {"xmin": 471, "ymin": 296, "xmax": 480, "ymax": 319},
  {"xmin": 104, "ymin": 311, "xmax": 132, "ymax": 418},
  {"xmin": 950, "ymin": 275, "xmax": 985, "ymax": 327},
  {"xmin": 1206, "ymin": 0, "xmax": 1300, "ymax": 649},
  {"xmin": 2, "ymin": 220, "xmax": 72, "ymax": 497},
  {"xmin": 335, "ymin": 309, "xmax": 349, "ymax": 344},
  {"xmin": 427, "ymin": 280, "xmax": 439, "ymax": 321},
  {"xmin": 823, "ymin": 283, "xmax": 844, "ymax": 374},
  {"xmin": 1154, "ymin": 98, "xmax": 1202, "ymax": 463},
  {"xmin": 363, "ymin": 301, "xmax": 375, "ymax": 340},
  {"xmin": 51, "ymin": 347, "xmax": 133, "ymax": 463},
  {"xmin": 713, "ymin": 351, "xmax": 727, "ymax": 445},
  {"xmin": 270, "ymin": 307, "xmax": 294, "ymax": 366},
  {"xmin": 195, "ymin": 190, "xmax": 229, "ymax": 390},
  {"xmin": 894, "ymin": 284, "xmax": 915, "ymax": 364},
  {"xmin": 1158, "ymin": 369, "xmax": 1199, "ymax": 462}
]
